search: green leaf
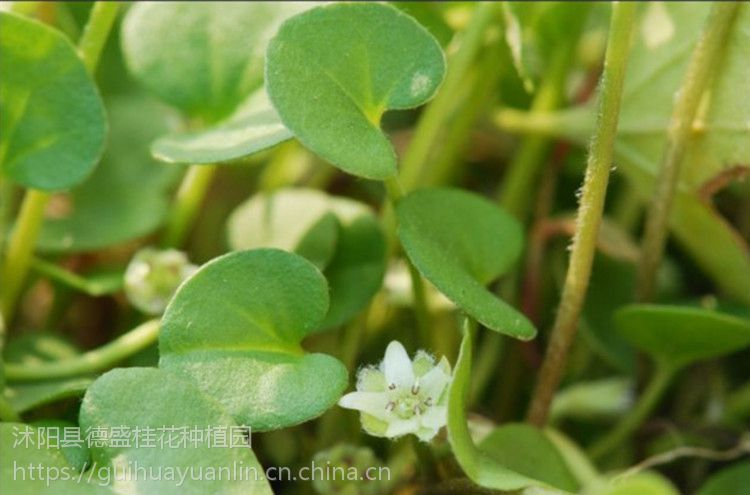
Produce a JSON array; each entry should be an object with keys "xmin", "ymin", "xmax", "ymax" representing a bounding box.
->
[
  {"xmin": 150, "ymin": 88, "xmax": 293, "ymax": 165},
  {"xmin": 396, "ymin": 188, "xmax": 535, "ymax": 340},
  {"xmin": 318, "ymin": 198, "xmax": 386, "ymax": 330},
  {"xmin": 227, "ymin": 189, "xmax": 339, "ymax": 270},
  {"xmin": 615, "ymin": 304, "xmax": 750, "ymax": 369},
  {"xmin": 266, "ymin": 2, "xmax": 445, "ymax": 179},
  {"xmin": 478, "ymin": 424, "xmax": 579, "ymax": 492},
  {"xmin": 698, "ymin": 461, "xmax": 750, "ymax": 495},
  {"xmin": 0, "ymin": 12, "xmax": 106, "ymax": 191},
  {"xmin": 79, "ymin": 367, "xmax": 273, "ymax": 494},
  {"xmin": 447, "ymin": 322, "xmax": 563, "ymax": 491},
  {"xmin": 228, "ymin": 188, "xmax": 386, "ymax": 330},
  {"xmin": 159, "ymin": 249, "xmax": 348, "ymax": 430},
  {"xmin": 121, "ymin": 2, "xmax": 308, "ymax": 122},
  {"xmin": 590, "ymin": 472, "xmax": 680, "ymax": 495},
  {"xmin": 5, "ymin": 378, "xmax": 92, "ymax": 414},
  {"xmin": 37, "ymin": 96, "xmax": 182, "ymax": 253},
  {"xmin": 0, "ymin": 423, "xmax": 103, "ymax": 495}
]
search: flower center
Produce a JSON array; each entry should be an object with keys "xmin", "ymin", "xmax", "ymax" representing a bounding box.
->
[{"xmin": 385, "ymin": 383, "xmax": 433, "ymax": 420}]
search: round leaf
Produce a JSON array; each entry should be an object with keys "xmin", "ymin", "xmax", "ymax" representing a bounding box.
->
[
  {"xmin": 121, "ymin": 2, "xmax": 308, "ymax": 122},
  {"xmin": 266, "ymin": 2, "xmax": 446, "ymax": 179},
  {"xmin": 0, "ymin": 12, "xmax": 106, "ymax": 191},
  {"xmin": 151, "ymin": 88, "xmax": 293, "ymax": 165},
  {"xmin": 227, "ymin": 189, "xmax": 386, "ymax": 330},
  {"xmin": 396, "ymin": 188, "xmax": 535, "ymax": 340},
  {"xmin": 615, "ymin": 304, "xmax": 750, "ymax": 369},
  {"xmin": 159, "ymin": 249, "xmax": 348, "ymax": 430}
]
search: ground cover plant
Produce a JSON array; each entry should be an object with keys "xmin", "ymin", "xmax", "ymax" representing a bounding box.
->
[{"xmin": 1, "ymin": 2, "xmax": 749, "ymax": 494}]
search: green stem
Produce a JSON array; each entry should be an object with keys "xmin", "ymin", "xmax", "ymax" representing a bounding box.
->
[
  {"xmin": 4, "ymin": 320, "xmax": 160, "ymax": 382},
  {"xmin": 498, "ymin": 44, "xmax": 574, "ymax": 220},
  {"xmin": 526, "ymin": 2, "xmax": 637, "ymax": 427},
  {"xmin": 588, "ymin": 364, "xmax": 675, "ymax": 460},
  {"xmin": 161, "ymin": 164, "xmax": 217, "ymax": 248},
  {"xmin": 77, "ymin": 2, "xmax": 120, "ymax": 73},
  {"xmin": 494, "ymin": 107, "xmax": 591, "ymax": 142},
  {"xmin": 384, "ymin": 177, "xmax": 431, "ymax": 345},
  {"xmin": 29, "ymin": 257, "xmax": 118, "ymax": 297},
  {"xmin": 0, "ymin": 1, "xmax": 117, "ymax": 324},
  {"xmin": 635, "ymin": 2, "xmax": 739, "ymax": 302},
  {"xmin": 399, "ymin": 2, "xmax": 500, "ymax": 191},
  {"xmin": 1, "ymin": 190, "xmax": 50, "ymax": 321},
  {"xmin": 0, "ymin": 396, "xmax": 21, "ymax": 422}
]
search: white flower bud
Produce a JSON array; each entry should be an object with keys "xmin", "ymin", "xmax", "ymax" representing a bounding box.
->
[{"xmin": 124, "ymin": 248, "xmax": 197, "ymax": 315}]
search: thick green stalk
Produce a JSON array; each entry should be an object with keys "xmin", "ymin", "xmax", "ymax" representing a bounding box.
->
[
  {"xmin": 77, "ymin": 2, "xmax": 120, "ymax": 73},
  {"xmin": 0, "ymin": 2, "xmax": 118, "ymax": 323},
  {"xmin": 636, "ymin": 2, "xmax": 739, "ymax": 301},
  {"xmin": 4, "ymin": 320, "xmax": 160, "ymax": 382},
  {"xmin": 399, "ymin": 2, "xmax": 500, "ymax": 190},
  {"xmin": 0, "ymin": 190, "xmax": 49, "ymax": 320},
  {"xmin": 161, "ymin": 164, "xmax": 217, "ymax": 248},
  {"xmin": 384, "ymin": 177, "xmax": 431, "ymax": 345},
  {"xmin": 588, "ymin": 364, "xmax": 675, "ymax": 460},
  {"xmin": 527, "ymin": 2, "xmax": 637, "ymax": 426}
]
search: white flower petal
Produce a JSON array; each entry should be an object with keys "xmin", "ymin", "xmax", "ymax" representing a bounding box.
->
[
  {"xmin": 338, "ymin": 392, "xmax": 391, "ymax": 421},
  {"xmin": 382, "ymin": 341, "xmax": 414, "ymax": 388},
  {"xmin": 420, "ymin": 405, "xmax": 447, "ymax": 429},
  {"xmin": 419, "ymin": 366, "xmax": 451, "ymax": 401},
  {"xmin": 385, "ymin": 417, "xmax": 420, "ymax": 438}
]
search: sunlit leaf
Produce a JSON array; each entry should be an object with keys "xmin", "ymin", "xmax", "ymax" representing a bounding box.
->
[{"xmin": 159, "ymin": 249, "xmax": 348, "ymax": 430}]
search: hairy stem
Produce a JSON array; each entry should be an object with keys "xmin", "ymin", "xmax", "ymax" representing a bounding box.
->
[
  {"xmin": 636, "ymin": 2, "xmax": 739, "ymax": 301},
  {"xmin": 527, "ymin": 2, "xmax": 637, "ymax": 426},
  {"xmin": 588, "ymin": 364, "xmax": 675, "ymax": 460},
  {"xmin": 161, "ymin": 164, "xmax": 217, "ymax": 248},
  {"xmin": 4, "ymin": 320, "xmax": 160, "ymax": 382}
]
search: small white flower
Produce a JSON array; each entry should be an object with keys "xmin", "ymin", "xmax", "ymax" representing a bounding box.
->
[
  {"xmin": 124, "ymin": 247, "xmax": 197, "ymax": 315},
  {"xmin": 338, "ymin": 341, "xmax": 452, "ymax": 442}
]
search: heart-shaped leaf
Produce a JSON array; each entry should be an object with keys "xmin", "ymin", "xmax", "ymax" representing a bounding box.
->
[
  {"xmin": 159, "ymin": 249, "xmax": 348, "ymax": 430},
  {"xmin": 0, "ymin": 12, "xmax": 106, "ymax": 191},
  {"xmin": 615, "ymin": 304, "xmax": 750, "ymax": 369},
  {"xmin": 396, "ymin": 188, "xmax": 535, "ymax": 340},
  {"xmin": 227, "ymin": 189, "xmax": 386, "ymax": 330},
  {"xmin": 150, "ymin": 88, "xmax": 293, "ymax": 165},
  {"xmin": 36, "ymin": 96, "xmax": 182, "ymax": 253},
  {"xmin": 122, "ymin": 2, "xmax": 308, "ymax": 122},
  {"xmin": 266, "ymin": 2, "xmax": 446, "ymax": 179},
  {"xmin": 447, "ymin": 322, "xmax": 559, "ymax": 491}
]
